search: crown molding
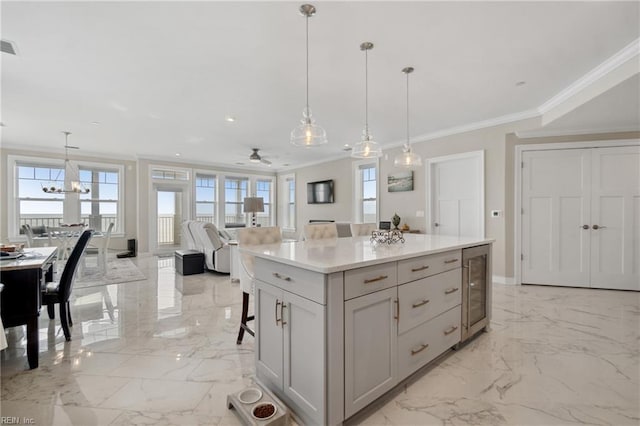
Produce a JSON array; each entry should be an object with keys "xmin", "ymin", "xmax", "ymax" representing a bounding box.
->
[
  {"xmin": 538, "ymin": 37, "xmax": 640, "ymax": 115},
  {"xmin": 515, "ymin": 125, "xmax": 640, "ymax": 139}
]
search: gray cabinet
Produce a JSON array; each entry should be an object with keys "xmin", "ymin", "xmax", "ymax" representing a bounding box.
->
[
  {"xmin": 255, "ymin": 280, "xmax": 326, "ymax": 425},
  {"xmin": 344, "ymin": 287, "xmax": 398, "ymax": 418}
]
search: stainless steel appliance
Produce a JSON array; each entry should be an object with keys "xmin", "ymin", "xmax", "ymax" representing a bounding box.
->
[{"xmin": 461, "ymin": 244, "xmax": 491, "ymax": 341}]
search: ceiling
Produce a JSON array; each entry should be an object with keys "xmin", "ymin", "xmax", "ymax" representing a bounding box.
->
[{"xmin": 1, "ymin": 1, "xmax": 638, "ymax": 170}]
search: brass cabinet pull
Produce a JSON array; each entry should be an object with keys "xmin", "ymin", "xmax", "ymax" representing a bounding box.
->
[
  {"xmin": 444, "ymin": 287, "xmax": 459, "ymax": 295},
  {"xmin": 275, "ymin": 300, "xmax": 281, "ymax": 325},
  {"xmin": 411, "ymin": 343, "xmax": 429, "ymax": 356},
  {"xmin": 281, "ymin": 303, "xmax": 287, "ymax": 326},
  {"xmin": 412, "ymin": 299, "xmax": 430, "ymax": 308},
  {"xmin": 411, "ymin": 265, "xmax": 429, "ymax": 272},
  {"xmin": 273, "ymin": 272, "xmax": 292, "ymax": 282},
  {"xmin": 364, "ymin": 275, "xmax": 388, "ymax": 284},
  {"xmin": 444, "ymin": 259, "xmax": 459, "ymax": 264},
  {"xmin": 394, "ymin": 299, "xmax": 399, "ymax": 321},
  {"xmin": 444, "ymin": 325, "xmax": 459, "ymax": 335}
]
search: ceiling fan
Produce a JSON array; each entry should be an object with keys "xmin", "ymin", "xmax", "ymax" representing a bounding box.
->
[{"xmin": 249, "ymin": 148, "xmax": 271, "ymax": 166}]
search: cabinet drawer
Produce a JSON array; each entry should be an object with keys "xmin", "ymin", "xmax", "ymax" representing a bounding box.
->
[
  {"xmin": 397, "ymin": 305, "xmax": 461, "ymax": 379},
  {"xmin": 255, "ymin": 257, "xmax": 326, "ymax": 304},
  {"xmin": 397, "ymin": 249, "xmax": 461, "ymax": 284},
  {"xmin": 344, "ymin": 262, "xmax": 397, "ymax": 300},
  {"xmin": 398, "ymin": 268, "xmax": 461, "ymax": 334}
]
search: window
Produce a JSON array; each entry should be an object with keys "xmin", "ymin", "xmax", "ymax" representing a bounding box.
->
[
  {"xmin": 354, "ymin": 161, "xmax": 378, "ymax": 223},
  {"xmin": 10, "ymin": 156, "xmax": 124, "ymax": 237},
  {"xmin": 151, "ymin": 168, "xmax": 189, "ymax": 180},
  {"xmin": 279, "ymin": 174, "xmax": 296, "ymax": 230},
  {"xmin": 195, "ymin": 174, "xmax": 216, "ymax": 224},
  {"xmin": 224, "ymin": 177, "xmax": 249, "ymax": 227},
  {"xmin": 79, "ymin": 167, "xmax": 120, "ymax": 232},
  {"xmin": 256, "ymin": 179, "xmax": 273, "ymax": 227},
  {"xmin": 17, "ymin": 163, "xmax": 65, "ymax": 229}
]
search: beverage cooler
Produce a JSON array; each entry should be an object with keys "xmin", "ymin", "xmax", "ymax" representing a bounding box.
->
[{"xmin": 461, "ymin": 244, "xmax": 492, "ymax": 341}]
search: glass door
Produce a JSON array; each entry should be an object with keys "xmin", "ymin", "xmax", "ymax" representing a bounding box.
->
[
  {"xmin": 153, "ymin": 187, "xmax": 187, "ymax": 254},
  {"xmin": 462, "ymin": 244, "xmax": 491, "ymax": 341}
]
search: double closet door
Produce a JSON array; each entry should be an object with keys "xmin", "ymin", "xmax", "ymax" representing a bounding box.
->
[{"xmin": 521, "ymin": 145, "xmax": 639, "ymax": 291}]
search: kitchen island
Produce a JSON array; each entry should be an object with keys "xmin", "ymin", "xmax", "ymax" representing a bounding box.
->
[{"xmin": 241, "ymin": 234, "xmax": 493, "ymax": 425}]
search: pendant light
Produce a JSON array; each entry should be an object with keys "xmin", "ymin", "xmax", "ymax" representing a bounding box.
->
[
  {"xmin": 41, "ymin": 132, "xmax": 90, "ymax": 194},
  {"xmin": 351, "ymin": 42, "xmax": 382, "ymax": 158},
  {"xmin": 290, "ymin": 4, "xmax": 328, "ymax": 147},
  {"xmin": 394, "ymin": 67, "xmax": 422, "ymax": 168}
]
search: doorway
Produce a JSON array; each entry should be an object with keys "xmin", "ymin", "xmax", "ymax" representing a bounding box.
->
[
  {"xmin": 151, "ymin": 185, "xmax": 189, "ymax": 254},
  {"xmin": 426, "ymin": 150, "xmax": 484, "ymax": 238}
]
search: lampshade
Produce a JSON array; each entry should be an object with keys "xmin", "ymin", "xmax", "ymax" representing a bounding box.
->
[{"xmin": 243, "ymin": 197, "xmax": 265, "ymax": 213}]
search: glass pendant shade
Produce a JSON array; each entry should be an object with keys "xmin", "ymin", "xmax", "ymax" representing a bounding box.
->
[
  {"xmin": 291, "ymin": 4, "xmax": 327, "ymax": 147},
  {"xmin": 393, "ymin": 66, "xmax": 422, "ymax": 168},
  {"xmin": 351, "ymin": 41, "xmax": 382, "ymax": 158},
  {"xmin": 394, "ymin": 145, "xmax": 422, "ymax": 168},
  {"xmin": 291, "ymin": 107, "xmax": 328, "ymax": 146}
]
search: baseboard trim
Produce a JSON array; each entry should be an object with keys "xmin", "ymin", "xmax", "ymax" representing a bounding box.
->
[{"xmin": 493, "ymin": 275, "xmax": 516, "ymax": 285}]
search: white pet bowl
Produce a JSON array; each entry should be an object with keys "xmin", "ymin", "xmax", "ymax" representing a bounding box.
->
[{"xmin": 238, "ymin": 387, "xmax": 262, "ymax": 404}]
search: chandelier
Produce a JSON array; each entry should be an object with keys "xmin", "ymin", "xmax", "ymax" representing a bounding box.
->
[{"xmin": 42, "ymin": 132, "xmax": 90, "ymax": 194}]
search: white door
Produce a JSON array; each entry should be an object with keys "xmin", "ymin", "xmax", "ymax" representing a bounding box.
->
[
  {"xmin": 521, "ymin": 149, "xmax": 591, "ymax": 286},
  {"xmin": 590, "ymin": 146, "xmax": 640, "ymax": 290},
  {"xmin": 427, "ymin": 151, "xmax": 484, "ymax": 237},
  {"xmin": 344, "ymin": 287, "xmax": 397, "ymax": 418},
  {"xmin": 282, "ymin": 291, "xmax": 325, "ymax": 424},
  {"xmin": 255, "ymin": 281, "xmax": 284, "ymax": 388},
  {"xmin": 150, "ymin": 183, "xmax": 190, "ymax": 254},
  {"xmin": 522, "ymin": 146, "xmax": 640, "ymax": 291}
]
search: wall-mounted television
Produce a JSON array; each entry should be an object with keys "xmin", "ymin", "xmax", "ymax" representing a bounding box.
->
[{"xmin": 307, "ymin": 179, "xmax": 334, "ymax": 204}]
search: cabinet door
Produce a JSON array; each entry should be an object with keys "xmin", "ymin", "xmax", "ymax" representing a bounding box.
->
[
  {"xmin": 344, "ymin": 287, "xmax": 397, "ymax": 418},
  {"xmin": 255, "ymin": 281, "xmax": 283, "ymax": 388},
  {"xmin": 282, "ymin": 292, "xmax": 325, "ymax": 424}
]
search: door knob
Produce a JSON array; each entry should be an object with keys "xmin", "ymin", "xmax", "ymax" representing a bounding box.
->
[
  {"xmin": 581, "ymin": 225, "xmax": 589, "ymax": 230},
  {"xmin": 434, "ymin": 223, "xmax": 439, "ymax": 227},
  {"xmin": 592, "ymin": 225, "xmax": 606, "ymax": 230}
]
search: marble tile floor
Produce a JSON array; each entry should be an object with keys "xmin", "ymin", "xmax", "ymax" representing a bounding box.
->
[{"xmin": 1, "ymin": 255, "xmax": 638, "ymax": 426}]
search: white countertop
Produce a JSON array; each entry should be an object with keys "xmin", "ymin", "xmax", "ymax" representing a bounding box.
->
[
  {"xmin": 240, "ymin": 234, "xmax": 494, "ymax": 273},
  {"xmin": 0, "ymin": 247, "xmax": 57, "ymax": 271}
]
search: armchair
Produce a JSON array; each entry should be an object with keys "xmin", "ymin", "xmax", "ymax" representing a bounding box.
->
[{"xmin": 188, "ymin": 221, "xmax": 231, "ymax": 273}]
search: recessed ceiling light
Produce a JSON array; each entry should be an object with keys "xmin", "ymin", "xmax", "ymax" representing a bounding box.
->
[
  {"xmin": 225, "ymin": 115, "xmax": 236, "ymax": 122},
  {"xmin": 516, "ymin": 81, "xmax": 526, "ymax": 86},
  {"xmin": 91, "ymin": 121, "xmax": 100, "ymax": 125},
  {"xmin": 344, "ymin": 144, "xmax": 350, "ymax": 147},
  {"xmin": 175, "ymin": 153, "xmax": 181, "ymax": 157}
]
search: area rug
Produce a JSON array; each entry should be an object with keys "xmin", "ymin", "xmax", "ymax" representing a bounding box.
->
[{"xmin": 75, "ymin": 257, "xmax": 146, "ymax": 289}]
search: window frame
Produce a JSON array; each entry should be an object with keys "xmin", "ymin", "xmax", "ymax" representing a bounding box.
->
[
  {"xmin": 352, "ymin": 158, "xmax": 379, "ymax": 224},
  {"xmin": 8, "ymin": 155, "xmax": 125, "ymax": 239}
]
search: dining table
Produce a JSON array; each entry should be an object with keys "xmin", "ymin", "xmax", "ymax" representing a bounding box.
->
[{"xmin": 0, "ymin": 247, "xmax": 57, "ymax": 369}]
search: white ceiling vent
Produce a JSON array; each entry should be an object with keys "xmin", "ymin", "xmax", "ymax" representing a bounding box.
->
[{"xmin": 1, "ymin": 40, "xmax": 17, "ymax": 55}]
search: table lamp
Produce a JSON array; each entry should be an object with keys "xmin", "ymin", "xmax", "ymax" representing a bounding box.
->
[{"xmin": 243, "ymin": 197, "xmax": 264, "ymax": 227}]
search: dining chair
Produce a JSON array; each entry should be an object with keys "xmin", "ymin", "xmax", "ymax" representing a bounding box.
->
[
  {"xmin": 236, "ymin": 226, "xmax": 282, "ymax": 344},
  {"xmin": 350, "ymin": 223, "xmax": 376, "ymax": 237},
  {"xmin": 303, "ymin": 222, "xmax": 338, "ymax": 240},
  {"xmin": 21, "ymin": 224, "xmax": 34, "ymax": 248},
  {"xmin": 42, "ymin": 229, "xmax": 93, "ymax": 341}
]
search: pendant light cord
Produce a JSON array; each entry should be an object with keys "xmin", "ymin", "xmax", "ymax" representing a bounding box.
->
[
  {"xmin": 305, "ymin": 14, "xmax": 310, "ymax": 115},
  {"xmin": 405, "ymin": 71, "xmax": 410, "ymax": 151},
  {"xmin": 364, "ymin": 47, "xmax": 369, "ymax": 134}
]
